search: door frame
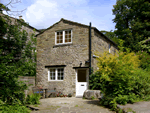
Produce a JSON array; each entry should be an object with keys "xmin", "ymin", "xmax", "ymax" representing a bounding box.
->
[{"xmin": 75, "ymin": 68, "xmax": 89, "ymax": 97}]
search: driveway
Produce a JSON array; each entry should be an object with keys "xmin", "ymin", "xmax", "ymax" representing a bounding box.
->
[{"xmin": 30, "ymin": 97, "xmax": 115, "ymax": 113}]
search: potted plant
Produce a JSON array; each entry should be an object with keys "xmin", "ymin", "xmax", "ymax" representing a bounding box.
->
[
  {"xmin": 57, "ymin": 92, "xmax": 61, "ymax": 97},
  {"xmin": 59, "ymin": 93, "xmax": 64, "ymax": 97},
  {"xmin": 68, "ymin": 93, "xmax": 72, "ymax": 97},
  {"xmin": 64, "ymin": 95, "xmax": 68, "ymax": 97}
]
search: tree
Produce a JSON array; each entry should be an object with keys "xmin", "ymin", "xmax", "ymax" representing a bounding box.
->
[
  {"xmin": 0, "ymin": 2, "xmax": 36, "ymax": 104},
  {"xmin": 113, "ymin": 0, "xmax": 150, "ymax": 52},
  {"xmin": 101, "ymin": 30, "xmax": 120, "ymax": 45}
]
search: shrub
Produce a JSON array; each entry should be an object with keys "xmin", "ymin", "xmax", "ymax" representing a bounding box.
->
[
  {"xmin": 0, "ymin": 104, "xmax": 31, "ymax": 113},
  {"xmin": 90, "ymin": 51, "xmax": 150, "ymax": 110},
  {"xmin": 25, "ymin": 93, "xmax": 41, "ymax": 105},
  {"xmin": 136, "ymin": 51, "xmax": 150, "ymax": 70}
]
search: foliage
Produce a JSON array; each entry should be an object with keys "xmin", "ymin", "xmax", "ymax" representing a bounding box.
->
[
  {"xmin": 113, "ymin": 0, "xmax": 150, "ymax": 52},
  {"xmin": 26, "ymin": 93, "xmax": 41, "ymax": 105},
  {"xmin": 90, "ymin": 50, "xmax": 150, "ymax": 110},
  {"xmin": 138, "ymin": 38, "xmax": 150, "ymax": 54},
  {"xmin": 0, "ymin": 104, "xmax": 31, "ymax": 113},
  {"xmin": 136, "ymin": 50, "xmax": 150, "ymax": 70},
  {"xmin": 101, "ymin": 30, "xmax": 120, "ymax": 45},
  {"xmin": 0, "ymin": 5, "xmax": 37, "ymax": 106}
]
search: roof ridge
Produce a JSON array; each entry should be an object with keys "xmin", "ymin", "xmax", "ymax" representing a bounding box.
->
[{"xmin": 1, "ymin": 13, "xmax": 40, "ymax": 32}]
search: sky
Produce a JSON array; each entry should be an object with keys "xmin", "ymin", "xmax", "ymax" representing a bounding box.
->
[{"xmin": 2, "ymin": 0, "xmax": 117, "ymax": 31}]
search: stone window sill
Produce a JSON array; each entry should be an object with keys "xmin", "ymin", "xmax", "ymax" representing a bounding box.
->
[{"xmin": 53, "ymin": 43, "xmax": 73, "ymax": 48}]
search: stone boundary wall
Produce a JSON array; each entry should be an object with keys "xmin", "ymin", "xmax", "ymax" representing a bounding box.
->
[{"xmin": 18, "ymin": 76, "xmax": 35, "ymax": 97}]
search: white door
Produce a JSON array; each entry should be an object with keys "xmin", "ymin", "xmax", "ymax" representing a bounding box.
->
[{"xmin": 76, "ymin": 69, "xmax": 88, "ymax": 97}]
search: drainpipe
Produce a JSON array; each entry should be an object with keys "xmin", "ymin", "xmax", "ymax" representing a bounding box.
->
[{"xmin": 89, "ymin": 22, "xmax": 92, "ymax": 76}]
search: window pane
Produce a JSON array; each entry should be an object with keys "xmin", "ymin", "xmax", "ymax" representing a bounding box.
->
[
  {"xmin": 50, "ymin": 69, "xmax": 55, "ymax": 80},
  {"xmin": 69, "ymin": 30, "xmax": 71, "ymax": 34},
  {"xmin": 60, "ymin": 40, "xmax": 63, "ymax": 43},
  {"xmin": 60, "ymin": 36, "xmax": 63, "ymax": 40},
  {"xmin": 65, "ymin": 39, "xmax": 68, "ymax": 42},
  {"xmin": 57, "ymin": 68, "xmax": 64, "ymax": 80},
  {"xmin": 69, "ymin": 39, "xmax": 71, "ymax": 42},
  {"xmin": 69, "ymin": 34, "xmax": 71, "ymax": 38},
  {"xmin": 56, "ymin": 32, "xmax": 63, "ymax": 44},
  {"xmin": 65, "ymin": 31, "xmax": 68, "ymax": 34}
]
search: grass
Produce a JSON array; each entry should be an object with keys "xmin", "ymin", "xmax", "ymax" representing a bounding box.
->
[
  {"xmin": 126, "ymin": 108, "xmax": 136, "ymax": 113},
  {"xmin": 75, "ymin": 105, "xmax": 78, "ymax": 107},
  {"xmin": 82, "ymin": 97, "xmax": 85, "ymax": 99},
  {"xmin": 91, "ymin": 96, "xmax": 95, "ymax": 100},
  {"xmin": 34, "ymin": 104, "xmax": 39, "ymax": 107}
]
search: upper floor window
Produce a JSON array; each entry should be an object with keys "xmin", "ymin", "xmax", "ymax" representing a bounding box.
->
[{"xmin": 55, "ymin": 29, "xmax": 72, "ymax": 45}]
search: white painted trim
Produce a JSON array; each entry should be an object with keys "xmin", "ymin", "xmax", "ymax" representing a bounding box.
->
[
  {"xmin": 63, "ymin": 31, "xmax": 65, "ymax": 44},
  {"xmin": 56, "ymin": 68, "xmax": 58, "ymax": 80},
  {"xmin": 75, "ymin": 69, "xmax": 77, "ymax": 97},
  {"xmin": 55, "ymin": 32, "xmax": 57, "ymax": 45},
  {"xmin": 86, "ymin": 69, "xmax": 89, "ymax": 89},
  {"xmin": 109, "ymin": 43, "xmax": 111, "ymax": 53},
  {"xmin": 55, "ymin": 29, "xmax": 72, "ymax": 45},
  {"xmin": 48, "ymin": 69, "xmax": 50, "ymax": 81},
  {"xmin": 76, "ymin": 69, "xmax": 88, "ymax": 97},
  {"xmin": 48, "ymin": 67, "xmax": 64, "ymax": 81}
]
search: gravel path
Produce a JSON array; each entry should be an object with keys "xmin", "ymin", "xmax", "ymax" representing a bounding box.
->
[{"xmin": 30, "ymin": 97, "xmax": 115, "ymax": 113}]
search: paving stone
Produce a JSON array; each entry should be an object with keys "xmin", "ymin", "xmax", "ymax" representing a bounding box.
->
[{"xmin": 30, "ymin": 97, "xmax": 115, "ymax": 113}]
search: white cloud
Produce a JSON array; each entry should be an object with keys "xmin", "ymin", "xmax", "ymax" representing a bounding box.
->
[
  {"xmin": 24, "ymin": 0, "xmax": 58, "ymax": 24},
  {"xmin": 23, "ymin": 0, "xmax": 116, "ymax": 31}
]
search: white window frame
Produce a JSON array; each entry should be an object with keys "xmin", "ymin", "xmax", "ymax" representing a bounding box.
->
[
  {"xmin": 48, "ymin": 68, "xmax": 64, "ymax": 81},
  {"xmin": 55, "ymin": 29, "xmax": 72, "ymax": 45},
  {"xmin": 109, "ymin": 44, "xmax": 111, "ymax": 53}
]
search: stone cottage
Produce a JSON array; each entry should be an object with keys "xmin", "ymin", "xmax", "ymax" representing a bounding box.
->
[{"xmin": 36, "ymin": 18, "xmax": 118, "ymax": 97}]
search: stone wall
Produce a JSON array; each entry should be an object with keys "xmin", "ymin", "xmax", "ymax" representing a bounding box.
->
[
  {"xmin": 91, "ymin": 30, "xmax": 118, "ymax": 72},
  {"xmin": 36, "ymin": 20, "xmax": 89, "ymax": 96},
  {"xmin": 18, "ymin": 76, "xmax": 35, "ymax": 97},
  {"xmin": 36, "ymin": 19, "xmax": 118, "ymax": 97}
]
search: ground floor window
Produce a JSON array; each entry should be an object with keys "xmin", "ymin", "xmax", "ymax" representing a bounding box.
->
[{"xmin": 48, "ymin": 68, "xmax": 64, "ymax": 81}]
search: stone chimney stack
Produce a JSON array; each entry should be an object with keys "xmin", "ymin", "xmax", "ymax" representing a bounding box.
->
[{"xmin": 19, "ymin": 16, "xmax": 22, "ymax": 19}]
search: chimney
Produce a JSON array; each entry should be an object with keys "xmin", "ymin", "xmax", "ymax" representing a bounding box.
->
[{"xmin": 19, "ymin": 16, "xmax": 22, "ymax": 19}]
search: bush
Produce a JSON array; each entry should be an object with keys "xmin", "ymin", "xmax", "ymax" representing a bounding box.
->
[
  {"xmin": 136, "ymin": 51, "xmax": 150, "ymax": 70},
  {"xmin": 90, "ymin": 51, "xmax": 150, "ymax": 110},
  {"xmin": 0, "ymin": 104, "xmax": 31, "ymax": 113},
  {"xmin": 25, "ymin": 93, "xmax": 41, "ymax": 105}
]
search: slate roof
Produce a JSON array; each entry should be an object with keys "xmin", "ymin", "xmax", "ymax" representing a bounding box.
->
[{"xmin": 1, "ymin": 13, "xmax": 40, "ymax": 32}]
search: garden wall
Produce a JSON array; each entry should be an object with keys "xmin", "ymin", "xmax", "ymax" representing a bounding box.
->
[{"xmin": 18, "ymin": 76, "xmax": 35, "ymax": 97}]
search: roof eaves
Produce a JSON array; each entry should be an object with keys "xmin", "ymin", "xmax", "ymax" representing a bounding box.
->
[
  {"xmin": 62, "ymin": 18, "xmax": 92, "ymax": 28},
  {"xmin": 35, "ymin": 18, "xmax": 63, "ymax": 37},
  {"xmin": 93, "ymin": 28, "xmax": 118, "ymax": 49}
]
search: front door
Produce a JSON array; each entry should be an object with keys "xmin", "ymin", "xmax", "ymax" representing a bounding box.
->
[{"xmin": 76, "ymin": 69, "xmax": 88, "ymax": 97}]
